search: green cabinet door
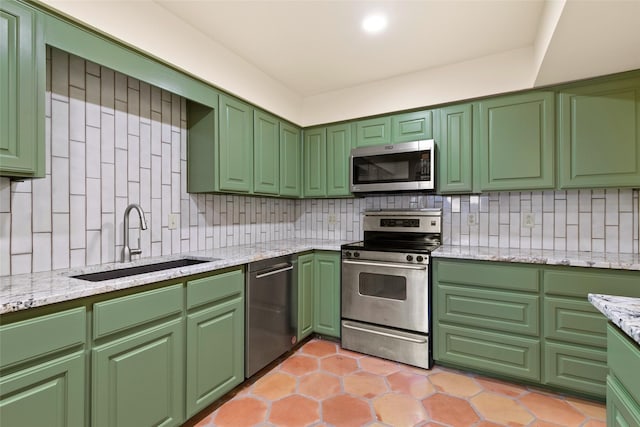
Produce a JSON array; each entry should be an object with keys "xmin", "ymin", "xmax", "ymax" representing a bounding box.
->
[
  {"xmin": 297, "ymin": 253, "xmax": 315, "ymax": 341},
  {"xmin": 254, "ymin": 110, "xmax": 279, "ymax": 195},
  {"xmin": 186, "ymin": 268, "xmax": 244, "ymax": 418},
  {"xmin": 0, "ymin": 1, "xmax": 44, "ymax": 178},
  {"xmin": 559, "ymin": 76, "xmax": 640, "ymax": 188},
  {"xmin": 280, "ymin": 122, "xmax": 301, "ymax": 197},
  {"xmin": 355, "ymin": 117, "xmax": 391, "ymax": 147},
  {"xmin": 219, "ymin": 94, "xmax": 253, "ymax": 193},
  {"xmin": 92, "ymin": 319, "xmax": 184, "ymax": 427},
  {"xmin": 392, "ymin": 110, "xmax": 433, "ymax": 143},
  {"xmin": 436, "ymin": 104, "xmax": 473, "ymax": 193},
  {"xmin": 476, "ymin": 92, "xmax": 555, "ymax": 190},
  {"xmin": 0, "ymin": 351, "xmax": 86, "ymax": 427},
  {"xmin": 607, "ymin": 375, "xmax": 640, "ymax": 427},
  {"xmin": 313, "ymin": 251, "xmax": 340, "ymax": 338},
  {"xmin": 303, "ymin": 127, "xmax": 327, "ymax": 197},
  {"xmin": 187, "ymin": 100, "xmax": 219, "ymax": 193},
  {"xmin": 326, "ymin": 123, "xmax": 352, "ymax": 197}
]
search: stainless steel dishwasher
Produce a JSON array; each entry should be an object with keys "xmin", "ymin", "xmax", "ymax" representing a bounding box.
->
[{"xmin": 245, "ymin": 255, "xmax": 296, "ymax": 378}]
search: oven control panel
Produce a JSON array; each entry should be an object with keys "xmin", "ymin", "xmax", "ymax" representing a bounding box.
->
[{"xmin": 342, "ymin": 250, "xmax": 429, "ymax": 264}]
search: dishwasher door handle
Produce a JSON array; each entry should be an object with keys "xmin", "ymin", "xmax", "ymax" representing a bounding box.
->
[{"xmin": 255, "ymin": 264, "xmax": 293, "ymax": 279}]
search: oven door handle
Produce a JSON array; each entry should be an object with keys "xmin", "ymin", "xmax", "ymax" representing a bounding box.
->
[
  {"xmin": 342, "ymin": 259, "xmax": 427, "ymax": 270},
  {"xmin": 342, "ymin": 322, "xmax": 428, "ymax": 344}
]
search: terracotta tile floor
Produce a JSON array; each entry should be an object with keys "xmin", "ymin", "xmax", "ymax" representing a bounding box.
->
[{"xmin": 194, "ymin": 338, "xmax": 606, "ymax": 427}]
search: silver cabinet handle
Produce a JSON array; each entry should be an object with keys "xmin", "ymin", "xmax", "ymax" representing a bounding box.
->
[
  {"xmin": 343, "ymin": 322, "xmax": 427, "ymax": 344},
  {"xmin": 255, "ymin": 265, "xmax": 293, "ymax": 279},
  {"xmin": 342, "ymin": 259, "xmax": 427, "ymax": 270}
]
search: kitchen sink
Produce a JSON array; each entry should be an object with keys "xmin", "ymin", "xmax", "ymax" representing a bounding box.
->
[{"xmin": 71, "ymin": 258, "xmax": 219, "ymax": 282}]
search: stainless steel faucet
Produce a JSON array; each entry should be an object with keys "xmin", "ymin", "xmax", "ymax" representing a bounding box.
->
[{"xmin": 121, "ymin": 204, "xmax": 148, "ymax": 262}]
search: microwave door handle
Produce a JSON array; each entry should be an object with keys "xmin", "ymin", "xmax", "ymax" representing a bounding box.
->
[{"xmin": 342, "ymin": 259, "xmax": 427, "ymax": 270}]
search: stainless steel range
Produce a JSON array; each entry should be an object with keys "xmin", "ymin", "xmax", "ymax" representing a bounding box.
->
[{"xmin": 341, "ymin": 209, "xmax": 442, "ymax": 369}]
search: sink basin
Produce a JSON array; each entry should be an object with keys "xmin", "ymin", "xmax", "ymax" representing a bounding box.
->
[{"xmin": 71, "ymin": 258, "xmax": 219, "ymax": 282}]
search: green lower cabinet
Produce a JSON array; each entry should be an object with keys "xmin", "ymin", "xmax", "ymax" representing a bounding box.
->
[
  {"xmin": 92, "ymin": 319, "xmax": 184, "ymax": 427},
  {"xmin": 313, "ymin": 251, "xmax": 341, "ymax": 338},
  {"xmin": 606, "ymin": 324, "xmax": 640, "ymax": 426},
  {"xmin": 607, "ymin": 375, "xmax": 640, "ymax": 427},
  {"xmin": 297, "ymin": 253, "xmax": 315, "ymax": 341},
  {"xmin": 185, "ymin": 268, "xmax": 244, "ymax": 419},
  {"xmin": 544, "ymin": 342, "xmax": 607, "ymax": 397},
  {"xmin": 91, "ymin": 285, "xmax": 185, "ymax": 427},
  {"xmin": 0, "ymin": 351, "xmax": 86, "ymax": 427},
  {"xmin": 0, "ymin": 307, "xmax": 86, "ymax": 427},
  {"xmin": 436, "ymin": 323, "xmax": 541, "ymax": 382}
]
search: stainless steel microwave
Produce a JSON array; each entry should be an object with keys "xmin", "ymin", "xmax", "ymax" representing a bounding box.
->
[{"xmin": 350, "ymin": 139, "xmax": 435, "ymax": 193}]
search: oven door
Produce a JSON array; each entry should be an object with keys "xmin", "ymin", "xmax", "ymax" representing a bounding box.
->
[{"xmin": 341, "ymin": 257, "xmax": 429, "ymax": 333}]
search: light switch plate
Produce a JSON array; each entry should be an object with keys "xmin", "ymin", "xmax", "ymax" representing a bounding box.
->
[{"xmin": 168, "ymin": 214, "xmax": 178, "ymax": 230}]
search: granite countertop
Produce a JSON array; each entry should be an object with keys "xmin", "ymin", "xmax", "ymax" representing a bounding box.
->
[
  {"xmin": 589, "ymin": 294, "xmax": 640, "ymax": 345},
  {"xmin": 433, "ymin": 245, "xmax": 640, "ymax": 271},
  {"xmin": 0, "ymin": 238, "xmax": 350, "ymax": 315}
]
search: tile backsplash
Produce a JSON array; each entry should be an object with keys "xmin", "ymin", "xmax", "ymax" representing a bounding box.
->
[{"xmin": 0, "ymin": 48, "xmax": 638, "ymax": 276}]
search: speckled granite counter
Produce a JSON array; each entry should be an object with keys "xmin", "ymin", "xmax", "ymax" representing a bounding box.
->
[
  {"xmin": 433, "ymin": 245, "xmax": 640, "ymax": 271},
  {"xmin": 589, "ymin": 294, "xmax": 640, "ymax": 345},
  {"xmin": 0, "ymin": 239, "xmax": 349, "ymax": 315}
]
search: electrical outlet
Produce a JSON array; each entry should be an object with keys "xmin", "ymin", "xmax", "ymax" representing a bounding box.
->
[
  {"xmin": 328, "ymin": 214, "xmax": 338, "ymax": 225},
  {"xmin": 168, "ymin": 214, "xmax": 178, "ymax": 230},
  {"xmin": 523, "ymin": 212, "xmax": 536, "ymax": 228},
  {"xmin": 467, "ymin": 213, "xmax": 478, "ymax": 226}
]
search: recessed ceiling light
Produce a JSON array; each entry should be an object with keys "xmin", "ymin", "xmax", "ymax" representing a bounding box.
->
[{"xmin": 362, "ymin": 14, "xmax": 387, "ymax": 34}]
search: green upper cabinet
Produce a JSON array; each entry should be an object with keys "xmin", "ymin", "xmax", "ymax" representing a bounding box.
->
[
  {"xmin": 280, "ymin": 122, "xmax": 301, "ymax": 197},
  {"xmin": 219, "ymin": 94, "xmax": 253, "ymax": 193},
  {"xmin": 476, "ymin": 92, "xmax": 555, "ymax": 191},
  {"xmin": 254, "ymin": 110, "xmax": 279, "ymax": 195},
  {"xmin": 187, "ymin": 100, "xmax": 219, "ymax": 193},
  {"xmin": 559, "ymin": 75, "xmax": 640, "ymax": 189},
  {"xmin": 0, "ymin": 307, "xmax": 86, "ymax": 427},
  {"xmin": 392, "ymin": 110, "xmax": 433, "ymax": 143},
  {"xmin": 303, "ymin": 127, "xmax": 327, "ymax": 197},
  {"xmin": 435, "ymin": 104, "xmax": 473, "ymax": 193},
  {"xmin": 355, "ymin": 116, "xmax": 391, "ymax": 147},
  {"xmin": 0, "ymin": 0, "xmax": 44, "ymax": 178},
  {"xmin": 326, "ymin": 123, "xmax": 352, "ymax": 197}
]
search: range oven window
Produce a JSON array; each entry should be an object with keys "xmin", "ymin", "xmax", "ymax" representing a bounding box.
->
[
  {"xmin": 358, "ymin": 273, "xmax": 407, "ymax": 300},
  {"xmin": 353, "ymin": 150, "xmax": 431, "ymax": 184}
]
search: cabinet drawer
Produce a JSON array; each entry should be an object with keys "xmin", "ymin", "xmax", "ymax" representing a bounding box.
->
[
  {"xmin": 608, "ymin": 324, "xmax": 640, "ymax": 400},
  {"xmin": 0, "ymin": 307, "xmax": 85, "ymax": 369},
  {"xmin": 435, "ymin": 260, "xmax": 539, "ymax": 292},
  {"xmin": 436, "ymin": 283, "xmax": 539, "ymax": 336},
  {"xmin": 544, "ymin": 269, "xmax": 640, "ymax": 298},
  {"xmin": 186, "ymin": 267, "xmax": 243, "ymax": 310},
  {"xmin": 436, "ymin": 323, "xmax": 540, "ymax": 382},
  {"xmin": 93, "ymin": 284, "xmax": 183, "ymax": 340},
  {"xmin": 544, "ymin": 297, "xmax": 606, "ymax": 347},
  {"xmin": 544, "ymin": 342, "xmax": 607, "ymax": 398}
]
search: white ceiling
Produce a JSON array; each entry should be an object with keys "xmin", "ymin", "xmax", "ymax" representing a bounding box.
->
[
  {"xmin": 39, "ymin": 0, "xmax": 640, "ymax": 125},
  {"xmin": 153, "ymin": 0, "xmax": 545, "ymax": 97}
]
